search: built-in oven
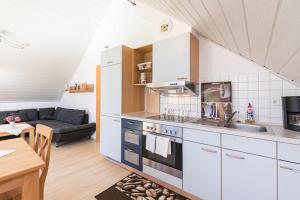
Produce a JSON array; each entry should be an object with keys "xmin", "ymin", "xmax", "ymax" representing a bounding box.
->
[
  {"xmin": 121, "ymin": 119, "xmax": 143, "ymax": 171},
  {"xmin": 142, "ymin": 122, "xmax": 183, "ymax": 179}
]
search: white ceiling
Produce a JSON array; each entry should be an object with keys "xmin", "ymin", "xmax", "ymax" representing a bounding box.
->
[
  {"xmin": 139, "ymin": 0, "xmax": 300, "ymax": 85},
  {"xmin": 0, "ymin": 0, "xmax": 112, "ymax": 101}
]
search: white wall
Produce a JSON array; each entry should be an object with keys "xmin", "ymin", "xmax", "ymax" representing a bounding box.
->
[
  {"xmin": 60, "ymin": 0, "xmax": 191, "ymax": 125},
  {"xmin": 0, "ymin": 101, "xmax": 60, "ymax": 111},
  {"xmin": 0, "ymin": 0, "xmax": 111, "ymax": 102},
  {"xmin": 160, "ymin": 37, "xmax": 300, "ymax": 125}
]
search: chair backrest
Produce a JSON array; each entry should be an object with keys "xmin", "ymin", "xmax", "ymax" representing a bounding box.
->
[{"xmin": 33, "ymin": 124, "xmax": 53, "ymax": 200}]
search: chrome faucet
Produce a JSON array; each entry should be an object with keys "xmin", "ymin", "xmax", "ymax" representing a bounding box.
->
[{"xmin": 225, "ymin": 111, "xmax": 239, "ymax": 124}]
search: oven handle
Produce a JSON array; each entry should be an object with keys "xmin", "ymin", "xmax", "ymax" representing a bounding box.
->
[{"xmin": 142, "ymin": 131, "xmax": 182, "ymax": 144}]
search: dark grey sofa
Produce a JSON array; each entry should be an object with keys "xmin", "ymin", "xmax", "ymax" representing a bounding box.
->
[{"xmin": 0, "ymin": 107, "xmax": 96, "ymax": 146}]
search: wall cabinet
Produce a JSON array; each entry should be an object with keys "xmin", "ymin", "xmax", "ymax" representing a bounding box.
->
[
  {"xmin": 183, "ymin": 141, "xmax": 221, "ymax": 200},
  {"xmin": 101, "ymin": 46, "xmax": 122, "ymax": 67},
  {"xmin": 222, "ymin": 149, "xmax": 277, "ymax": 200},
  {"xmin": 100, "ymin": 116, "xmax": 121, "ymax": 162},
  {"xmin": 101, "ymin": 64, "xmax": 122, "ymax": 117},
  {"xmin": 278, "ymin": 160, "xmax": 300, "ymax": 200},
  {"xmin": 153, "ymin": 32, "xmax": 199, "ymax": 83}
]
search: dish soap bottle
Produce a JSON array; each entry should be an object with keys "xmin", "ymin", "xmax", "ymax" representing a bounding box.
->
[{"xmin": 246, "ymin": 103, "xmax": 255, "ymax": 123}]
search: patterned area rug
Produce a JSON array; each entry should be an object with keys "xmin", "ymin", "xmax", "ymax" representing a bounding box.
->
[{"xmin": 95, "ymin": 173, "xmax": 190, "ymax": 200}]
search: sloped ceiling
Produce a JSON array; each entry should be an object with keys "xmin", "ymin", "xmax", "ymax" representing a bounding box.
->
[
  {"xmin": 139, "ymin": 0, "xmax": 300, "ymax": 85},
  {"xmin": 0, "ymin": 0, "xmax": 111, "ymax": 101}
]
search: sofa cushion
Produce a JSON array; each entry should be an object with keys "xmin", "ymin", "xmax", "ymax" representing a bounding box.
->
[
  {"xmin": 19, "ymin": 109, "xmax": 38, "ymax": 121},
  {"xmin": 55, "ymin": 108, "xmax": 85, "ymax": 125},
  {"xmin": 39, "ymin": 107, "xmax": 55, "ymax": 120},
  {"xmin": 28, "ymin": 120, "xmax": 95, "ymax": 134},
  {"xmin": 28, "ymin": 120, "xmax": 73, "ymax": 131},
  {"xmin": 0, "ymin": 111, "xmax": 18, "ymax": 124},
  {"xmin": 54, "ymin": 107, "xmax": 63, "ymax": 119}
]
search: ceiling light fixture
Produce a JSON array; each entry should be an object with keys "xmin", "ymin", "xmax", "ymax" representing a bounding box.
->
[
  {"xmin": 0, "ymin": 30, "xmax": 30, "ymax": 50},
  {"xmin": 127, "ymin": 0, "xmax": 136, "ymax": 6}
]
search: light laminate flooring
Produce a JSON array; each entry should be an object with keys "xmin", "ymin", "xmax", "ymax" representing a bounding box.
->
[{"xmin": 44, "ymin": 139, "xmax": 130, "ymax": 200}]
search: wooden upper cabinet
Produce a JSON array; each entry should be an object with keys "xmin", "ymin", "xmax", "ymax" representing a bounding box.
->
[{"xmin": 152, "ymin": 32, "xmax": 199, "ymax": 83}]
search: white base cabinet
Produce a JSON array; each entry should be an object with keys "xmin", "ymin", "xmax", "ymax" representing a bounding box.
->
[
  {"xmin": 100, "ymin": 116, "xmax": 121, "ymax": 162},
  {"xmin": 278, "ymin": 160, "xmax": 300, "ymax": 200},
  {"xmin": 222, "ymin": 149, "xmax": 277, "ymax": 200},
  {"xmin": 183, "ymin": 141, "xmax": 221, "ymax": 200}
]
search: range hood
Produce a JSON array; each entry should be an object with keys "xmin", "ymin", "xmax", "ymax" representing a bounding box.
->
[{"xmin": 146, "ymin": 81, "xmax": 198, "ymax": 96}]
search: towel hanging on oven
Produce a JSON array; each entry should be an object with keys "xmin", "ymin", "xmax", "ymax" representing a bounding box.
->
[
  {"xmin": 146, "ymin": 133, "xmax": 156, "ymax": 153},
  {"xmin": 155, "ymin": 135, "xmax": 171, "ymax": 158}
]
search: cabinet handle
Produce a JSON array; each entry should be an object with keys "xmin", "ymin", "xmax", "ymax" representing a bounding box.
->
[
  {"xmin": 107, "ymin": 61, "xmax": 113, "ymax": 64},
  {"xmin": 113, "ymin": 119, "xmax": 120, "ymax": 123},
  {"xmin": 176, "ymin": 77, "xmax": 188, "ymax": 80},
  {"xmin": 113, "ymin": 114, "xmax": 120, "ymax": 117},
  {"xmin": 201, "ymin": 148, "xmax": 217, "ymax": 154},
  {"xmin": 225, "ymin": 153, "xmax": 245, "ymax": 160},
  {"xmin": 280, "ymin": 166, "xmax": 300, "ymax": 173},
  {"xmin": 126, "ymin": 130, "xmax": 138, "ymax": 135}
]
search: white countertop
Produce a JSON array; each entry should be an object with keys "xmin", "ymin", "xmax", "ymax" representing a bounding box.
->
[{"xmin": 122, "ymin": 112, "xmax": 300, "ymax": 145}]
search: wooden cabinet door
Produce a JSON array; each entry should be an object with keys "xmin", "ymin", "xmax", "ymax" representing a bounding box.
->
[
  {"xmin": 101, "ymin": 46, "xmax": 122, "ymax": 67},
  {"xmin": 278, "ymin": 160, "xmax": 300, "ymax": 200},
  {"xmin": 222, "ymin": 149, "xmax": 277, "ymax": 200},
  {"xmin": 101, "ymin": 64, "xmax": 122, "ymax": 117},
  {"xmin": 183, "ymin": 141, "xmax": 221, "ymax": 200},
  {"xmin": 100, "ymin": 116, "xmax": 121, "ymax": 162},
  {"xmin": 153, "ymin": 33, "xmax": 190, "ymax": 83}
]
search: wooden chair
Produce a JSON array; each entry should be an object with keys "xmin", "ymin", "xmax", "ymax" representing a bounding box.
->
[
  {"xmin": 33, "ymin": 124, "xmax": 53, "ymax": 200},
  {"xmin": 0, "ymin": 124, "xmax": 53, "ymax": 200}
]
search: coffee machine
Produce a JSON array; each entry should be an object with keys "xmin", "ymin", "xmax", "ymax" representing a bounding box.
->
[{"xmin": 282, "ymin": 96, "xmax": 300, "ymax": 132}]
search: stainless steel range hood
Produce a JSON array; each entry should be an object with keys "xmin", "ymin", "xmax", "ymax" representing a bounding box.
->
[{"xmin": 146, "ymin": 81, "xmax": 198, "ymax": 96}]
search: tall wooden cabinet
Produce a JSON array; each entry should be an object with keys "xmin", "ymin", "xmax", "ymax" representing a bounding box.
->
[{"xmin": 100, "ymin": 46, "xmax": 144, "ymax": 162}]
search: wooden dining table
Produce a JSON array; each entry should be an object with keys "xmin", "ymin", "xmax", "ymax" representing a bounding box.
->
[
  {"xmin": 0, "ymin": 123, "xmax": 35, "ymax": 148},
  {"xmin": 0, "ymin": 138, "xmax": 45, "ymax": 200}
]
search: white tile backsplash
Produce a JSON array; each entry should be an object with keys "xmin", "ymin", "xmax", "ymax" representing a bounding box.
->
[
  {"xmin": 238, "ymin": 74, "xmax": 248, "ymax": 82},
  {"xmin": 159, "ymin": 72, "xmax": 300, "ymax": 125},
  {"xmin": 259, "ymin": 82, "xmax": 270, "ymax": 90},
  {"xmin": 248, "ymin": 73, "xmax": 259, "ymax": 82},
  {"xmin": 248, "ymin": 82, "xmax": 259, "ymax": 90},
  {"xmin": 270, "ymin": 81, "xmax": 282, "ymax": 90},
  {"xmin": 259, "ymin": 72, "xmax": 270, "ymax": 82}
]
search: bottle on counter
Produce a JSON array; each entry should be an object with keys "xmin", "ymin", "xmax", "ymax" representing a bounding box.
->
[{"xmin": 246, "ymin": 103, "xmax": 255, "ymax": 123}]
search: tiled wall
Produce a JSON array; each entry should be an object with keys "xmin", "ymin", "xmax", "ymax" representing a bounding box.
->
[{"xmin": 160, "ymin": 72, "xmax": 300, "ymax": 125}]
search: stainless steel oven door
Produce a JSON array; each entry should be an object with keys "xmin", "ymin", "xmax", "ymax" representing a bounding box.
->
[{"xmin": 142, "ymin": 131, "xmax": 182, "ymax": 178}]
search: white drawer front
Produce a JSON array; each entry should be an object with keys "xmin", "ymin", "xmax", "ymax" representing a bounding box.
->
[
  {"xmin": 183, "ymin": 128, "xmax": 221, "ymax": 146},
  {"xmin": 278, "ymin": 143, "xmax": 300, "ymax": 163},
  {"xmin": 278, "ymin": 160, "xmax": 300, "ymax": 200},
  {"xmin": 101, "ymin": 46, "xmax": 122, "ymax": 66},
  {"xmin": 222, "ymin": 134, "xmax": 276, "ymax": 158}
]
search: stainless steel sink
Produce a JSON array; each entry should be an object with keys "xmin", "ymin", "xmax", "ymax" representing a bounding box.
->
[
  {"xmin": 224, "ymin": 123, "xmax": 267, "ymax": 132},
  {"xmin": 188, "ymin": 118, "xmax": 268, "ymax": 133}
]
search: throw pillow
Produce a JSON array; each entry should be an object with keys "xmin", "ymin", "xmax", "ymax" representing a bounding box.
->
[{"xmin": 39, "ymin": 107, "xmax": 55, "ymax": 120}]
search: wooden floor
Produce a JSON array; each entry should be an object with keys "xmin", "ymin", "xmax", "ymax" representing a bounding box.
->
[{"xmin": 44, "ymin": 139, "xmax": 130, "ymax": 200}]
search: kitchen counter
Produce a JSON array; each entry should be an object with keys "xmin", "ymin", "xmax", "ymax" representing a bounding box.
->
[{"xmin": 122, "ymin": 112, "xmax": 300, "ymax": 145}]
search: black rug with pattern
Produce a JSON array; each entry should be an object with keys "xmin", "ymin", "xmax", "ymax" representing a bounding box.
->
[{"xmin": 95, "ymin": 173, "xmax": 190, "ymax": 200}]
